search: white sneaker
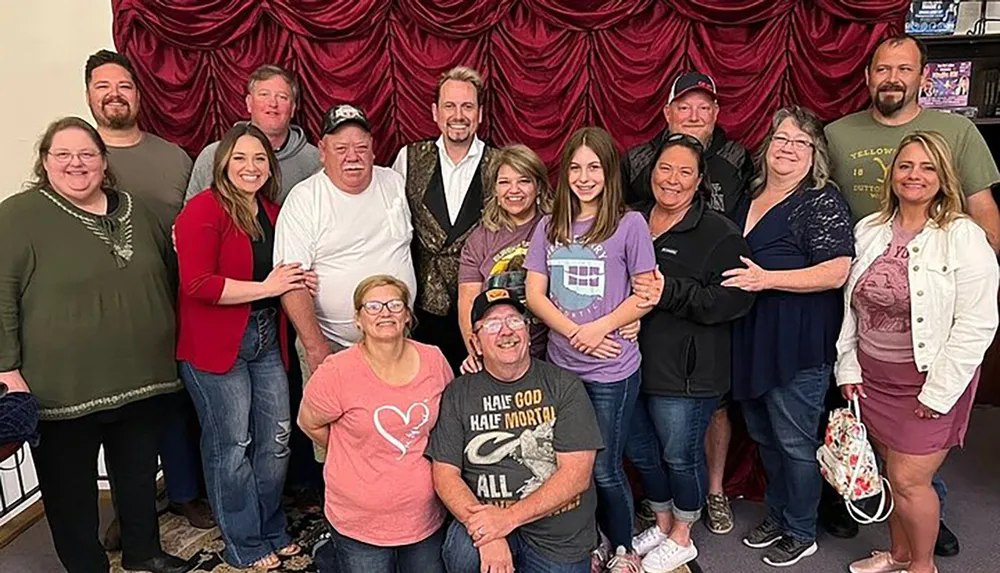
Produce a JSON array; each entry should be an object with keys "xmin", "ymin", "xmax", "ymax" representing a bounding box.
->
[
  {"xmin": 641, "ymin": 539, "xmax": 698, "ymax": 573},
  {"xmin": 631, "ymin": 525, "xmax": 668, "ymax": 557}
]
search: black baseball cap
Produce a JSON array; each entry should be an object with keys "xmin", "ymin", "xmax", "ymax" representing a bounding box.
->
[
  {"xmin": 471, "ymin": 288, "xmax": 526, "ymax": 326},
  {"xmin": 668, "ymin": 72, "xmax": 718, "ymax": 104},
  {"xmin": 321, "ymin": 103, "xmax": 371, "ymax": 136}
]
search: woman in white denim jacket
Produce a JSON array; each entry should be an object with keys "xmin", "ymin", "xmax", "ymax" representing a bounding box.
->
[{"xmin": 835, "ymin": 131, "xmax": 998, "ymax": 573}]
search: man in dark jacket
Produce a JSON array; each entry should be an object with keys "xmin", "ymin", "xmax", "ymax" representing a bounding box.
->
[
  {"xmin": 621, "ymin": 71, "xmax": 752, "ymax": 535},
  {"xmin": 622, "ymin": 72, "xmax": 752, "ymax": 220}
]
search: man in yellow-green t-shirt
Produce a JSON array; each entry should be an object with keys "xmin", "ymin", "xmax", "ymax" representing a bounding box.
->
[{"xmin": 826, "ymin": 34, "xmax": 1000, "ymax": 251}]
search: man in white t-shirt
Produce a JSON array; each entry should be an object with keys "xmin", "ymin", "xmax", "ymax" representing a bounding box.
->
[{"xmin": 275, "ymin": 104, "xmax": 416, "ymax": 382}]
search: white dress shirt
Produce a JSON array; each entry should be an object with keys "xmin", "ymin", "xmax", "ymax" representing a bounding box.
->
[
  {"xmin": 391, "ymin": 135, "xmax": 485, "ymax": 225},
  {"xmin": 274, "ymin": 167, "xmax": 417, "ymax": 347}
]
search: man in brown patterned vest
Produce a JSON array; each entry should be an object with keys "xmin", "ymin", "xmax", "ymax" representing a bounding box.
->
[{"xmin": 391, "ymin": 66, "xmax": 499, "ymax": 371}]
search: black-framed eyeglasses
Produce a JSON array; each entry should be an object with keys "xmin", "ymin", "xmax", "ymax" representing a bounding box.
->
[
  {"xmin": 665, "ymin": 132, "xmax": 705, "ymax": 152},
  {"xmin": 475, "ymin": 315, "xmax": 527, "ymax": 334},
  {"xmin": 361, "ymin": 299, "xmax": 406, "ymax": 316},
  {"xmin": 771, "ymin": 134, "xmax": 814, "ymax": 151}
]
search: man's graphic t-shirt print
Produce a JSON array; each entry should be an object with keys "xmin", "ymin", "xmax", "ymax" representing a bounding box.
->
[{"xmin": 845, "ymin": 145, "xmax": 897, "ymax": 202}]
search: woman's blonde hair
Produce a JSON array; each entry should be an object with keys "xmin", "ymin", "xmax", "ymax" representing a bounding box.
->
[
  {"xmin": 211, "ymin": 124, "xmax": 281, "ymax": 240},
  {"xmin": 353, "ymin": 274, "xmax": 416, "ymax": 339},
  {"xmin": 482, "ymin": 144, "xmax": 554, "ymax": 232},
  {"xmin": 875, "ymin": 130, "xmax": 965, "ymax": 228},
  {"xmin": 548, "ymin": 127, "xmax": 626, "ymax": 246}
]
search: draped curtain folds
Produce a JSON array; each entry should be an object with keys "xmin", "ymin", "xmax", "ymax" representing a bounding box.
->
[
  {"xmin": 113, "ymin": 0, "xmax": 909, "ymax": 162},
  {"xmin": 112, "ymin": 0, "xmax": 909, "ymax": 499}
]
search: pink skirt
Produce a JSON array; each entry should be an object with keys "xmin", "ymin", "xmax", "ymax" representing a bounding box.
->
[{"xmin": 857, "ymin": 349, "xmax": 978, "ymax": 455}]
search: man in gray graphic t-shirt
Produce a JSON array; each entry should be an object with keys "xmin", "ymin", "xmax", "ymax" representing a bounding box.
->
[{"xmin": 427, "ymin": 289, "xmax": 603, "ymax": 572}]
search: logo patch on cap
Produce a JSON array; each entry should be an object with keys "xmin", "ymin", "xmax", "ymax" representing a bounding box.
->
[
  {"xmin": 334, "ymin": 105, "xmax": 362, "ymax": 120},
  {"xmin": 485, "ymin": 289, "xmax": 510, "ymax": 302}
]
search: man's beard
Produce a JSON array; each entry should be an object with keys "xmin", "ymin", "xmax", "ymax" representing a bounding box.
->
[
  {"xmin": 98, "ymin": 97, "xmax": 137, "ymax": 130},
  {"xmin": 106, "ymin": 113, "xmax": 137, "ymax": 130},
  {"xmin": 873, "ymin": 83, "xmax": 911, "ymax": 117},
  {"xmin": 444, "ymin": 121, "xmax": 473, "ymax": 144}
]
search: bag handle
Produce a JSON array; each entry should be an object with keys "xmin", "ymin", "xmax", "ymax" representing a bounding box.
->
[{"xmin": 842, "ymin": 395, "xmax": 894, "ymax": 524}]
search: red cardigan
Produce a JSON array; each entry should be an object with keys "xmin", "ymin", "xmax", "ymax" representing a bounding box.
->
[{"xmin": 175, "ymin": 191, "xmax": 289, "ymax": 374}]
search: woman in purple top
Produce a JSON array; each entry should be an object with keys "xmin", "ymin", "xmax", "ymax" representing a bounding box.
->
[
  {"xmin": 457, "ymin": 145, "xmax": 554, "ymax": 371},
  {"xmin": 837, "ymin": 132, "xmax": 998, "ymax": 573},
  {"xmin": 525, "ymin": 127, "xmax": 663, "ymax": 572}
]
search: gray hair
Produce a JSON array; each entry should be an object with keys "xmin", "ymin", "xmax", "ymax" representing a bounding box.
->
[{"xmin": 749, "ymin": 106, "xmax": 832, "ymax": 198}]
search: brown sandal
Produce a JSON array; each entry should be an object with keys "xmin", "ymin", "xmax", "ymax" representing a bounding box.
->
[{"xmin": 276, "ymin": 543, "xmax": 301, "ymax": 557}]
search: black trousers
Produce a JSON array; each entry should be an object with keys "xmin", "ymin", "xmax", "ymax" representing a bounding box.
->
[
  {"xmin": 414, "ymin": 307, "xmax": 466, "ymax": 374},
  {"xmin": 32, "ymin": 396, "xmax": 164, "ymax": 573}
]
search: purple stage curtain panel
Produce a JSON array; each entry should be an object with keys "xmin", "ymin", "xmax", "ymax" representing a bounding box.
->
[{"xmin": 112, "ymin": 0, "xmax": 909, "ymax": 500}]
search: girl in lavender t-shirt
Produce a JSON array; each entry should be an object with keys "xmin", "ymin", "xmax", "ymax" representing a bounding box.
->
[{"xmin": 524, "ymin": 127, "xmax": 661, "ymax": 567}]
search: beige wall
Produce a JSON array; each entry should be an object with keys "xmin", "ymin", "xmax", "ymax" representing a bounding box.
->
[{"xmin": 0, "ymin": 1, "xmax": 115, "ymax": 202}]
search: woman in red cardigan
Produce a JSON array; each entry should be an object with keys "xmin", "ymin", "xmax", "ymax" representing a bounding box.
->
[{"xmin": 174, "ymin": 124, "xmax": 309, "ymax": 570}]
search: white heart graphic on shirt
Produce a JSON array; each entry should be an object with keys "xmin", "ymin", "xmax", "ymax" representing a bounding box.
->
[{"xmin": 373, "ymin": 402, "xmax": 431, "ymax": 459}]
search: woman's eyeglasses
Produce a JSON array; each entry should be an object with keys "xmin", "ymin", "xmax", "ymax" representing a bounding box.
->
[
  {"xmin": 47, "ymin": 150, "xmax": 102, "ymax": 165},
  {"xmin": 771, "ymin": 135, "xmax": 814, "ymax": 151},
  {"xmin": 361, "ymin": 299, "xmax": 406, "ymax": 316},
  {"xmin": 475, "ymin": 315, "xmax": 527, "ymax": 334}
]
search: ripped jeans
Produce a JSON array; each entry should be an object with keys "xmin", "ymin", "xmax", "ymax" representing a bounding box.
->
[{"xmin": 181, "ymin": 308, "xmax": 292, "ymax": 567}]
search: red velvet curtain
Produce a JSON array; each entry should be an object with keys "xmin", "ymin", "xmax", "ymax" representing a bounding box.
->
[
  {"xmin": 112, "ymin": 0, "xmax": 909, "ymax": 165},
  {"xmin": 112, "ymin": 0, "xmax": 910, "ymax": 500}
]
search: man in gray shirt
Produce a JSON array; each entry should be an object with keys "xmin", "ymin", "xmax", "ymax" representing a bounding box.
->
[
  {"xmin": 427, "ymin": 289, "xmax": 603, "ymax": 572},
  {"xmin": 85, "ymin": 50, "xmax": 213, "ymax": 545},
  {"xmin": 185, "ymin": 64, "xmax": 320, "ymax": 205}
]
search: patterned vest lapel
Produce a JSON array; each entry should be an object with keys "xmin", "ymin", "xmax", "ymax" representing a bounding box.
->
[{"xmin": 405, "ymin": 140, "xmax": 498, "ymax": 315}]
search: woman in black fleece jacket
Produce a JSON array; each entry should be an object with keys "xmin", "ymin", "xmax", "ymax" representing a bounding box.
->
[{"xmin": 623, "ymin": 133, "xmax": 756, "ymax": 573}]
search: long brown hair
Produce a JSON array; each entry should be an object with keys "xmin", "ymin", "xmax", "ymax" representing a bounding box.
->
[
  {"xmin": 875, "ymin": 131, "xmax": 965, "ymax": 228},
  {"xmin": 25, "ymin": 116, "xmax": 117, "ymax": 193},
  {"xmin": 482, "ymin": 144, "xmax": 554, "ymax": 232},
  {"xmin": 548, "ymin": 127, "xmax": 625, "ymax": 246},
  {"xmin": 211, "ymin": 124, "xmax": 281, "ymax": 239}
]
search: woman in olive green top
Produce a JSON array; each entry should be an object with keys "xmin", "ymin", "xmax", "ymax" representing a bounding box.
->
[{"xmin": 0, "ymin": 117, "xmax": 187, "ymax": 573}]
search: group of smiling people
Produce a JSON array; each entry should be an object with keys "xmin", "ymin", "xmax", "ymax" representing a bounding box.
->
[{"xmin": 2, "ymin": 32, "xmax": 998, "ymax": 573}]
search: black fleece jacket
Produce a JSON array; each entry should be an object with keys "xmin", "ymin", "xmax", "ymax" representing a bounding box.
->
[{"xmin": 638, "ymin": 196, "xmax": 756, "ymax": 398}]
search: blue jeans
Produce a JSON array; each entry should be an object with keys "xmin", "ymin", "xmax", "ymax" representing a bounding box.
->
[
  {"xmin": 582, "ymin": 370, "xmax": 641, "ymax": 549},
  {"xmin": 320, "ymin": 522, "xmax": 446, "ymax": 573},
  {"xmin": 933, "ymin": 474, "xmax": 947, "ymax": 518},
  {"xmin": 625, "ymin": 394, "xmax": 672, "ymax": 517},
  {"xmin": 627, "ymin": 393, "xmax": 719, "ymax": 522},
  {"xmin": 442, "ymin": 519, "xmax": 589, "ymax": 573},
  {"xmin": 741, "ymin": 364, "xmax": 830, "ymax": 542},
  {"xmin": 181, "ymin": 308, "xmax": 292, "ymax": 567}
]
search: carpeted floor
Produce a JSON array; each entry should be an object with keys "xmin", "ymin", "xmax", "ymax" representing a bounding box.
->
[{"xmin": 4, "ymin": 405, "xmax": 998, "ymax": 572}]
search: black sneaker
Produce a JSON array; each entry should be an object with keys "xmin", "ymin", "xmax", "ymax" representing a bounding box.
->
[
  {"xmin": 762, "ymin": 537, "xmax": 818, "ymax": 567},
  {"xmin": 935, "ymin": 520, "xmax": 960, "ymax": 557},
  {"xmin": 743, "ymin": 516, "xmax": 784, "ymax": 549}
]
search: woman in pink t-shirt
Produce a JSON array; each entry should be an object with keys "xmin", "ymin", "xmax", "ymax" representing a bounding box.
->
[{"xmin": 298, "ymin": 274, "xmax": 454, "ymax": 573}]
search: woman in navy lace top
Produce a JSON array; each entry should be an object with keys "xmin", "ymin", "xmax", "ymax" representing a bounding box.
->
[{"xmin": 722, "ymin": 106, "xmax": 854, "ymax": 567}]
